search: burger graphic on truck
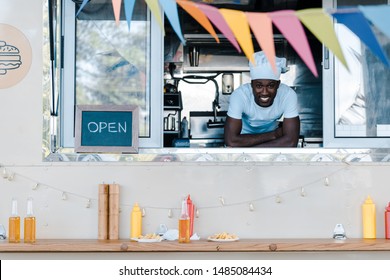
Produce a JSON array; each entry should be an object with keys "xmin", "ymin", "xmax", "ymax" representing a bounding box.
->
[{"xmin": 0, "ymin": 40, "xmax": 22, "ymax": 75}]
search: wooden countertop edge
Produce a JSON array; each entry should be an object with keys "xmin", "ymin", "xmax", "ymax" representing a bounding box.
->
[{"xmin": 1, "ymin": 239, "xmax": 390, "ymax": 252}]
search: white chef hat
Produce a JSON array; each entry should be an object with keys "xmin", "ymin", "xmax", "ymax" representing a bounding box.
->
[{"xmin": 249, "ymin": 51, "xmax": 287, "ymax": 81}]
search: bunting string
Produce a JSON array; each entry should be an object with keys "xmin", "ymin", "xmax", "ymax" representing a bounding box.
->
[{"xmin": 74, "ymin": 1, "xmax": 390, "ymax": 75}]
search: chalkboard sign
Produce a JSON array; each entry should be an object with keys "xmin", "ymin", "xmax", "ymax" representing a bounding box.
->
[{"xmin": 75, "ymin": 105, "xmax": 139, "ymax": 153}]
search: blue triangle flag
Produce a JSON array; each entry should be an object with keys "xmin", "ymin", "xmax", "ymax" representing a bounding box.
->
[{"xmin": 331, "ymin": 9, "xmax": 390, "ymax": 67}]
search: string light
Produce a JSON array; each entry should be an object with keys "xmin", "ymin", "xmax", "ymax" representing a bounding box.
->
[
  {"xmin": 300, "ymin": 187, "xmax": 306, "ymax": 197},
  {"xmin": 2, "ymin": 168, "xmax": 8, "ymax": 179},
  {"xmin": 0, "ymin": 164, "xmax": 348, "ymax": 212},
  {"xmin": 324, "ymin": 177, "xmax": 330, "ymax": 186},
  {"xmin": 7, "ymin": 172, "xmax": 14, "ymax": 181},
  {"xmin": 61, "ymin": 192, "xmax": 68, "ymax": 200}
]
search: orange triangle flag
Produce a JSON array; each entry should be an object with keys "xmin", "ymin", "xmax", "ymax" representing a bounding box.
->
[
  {"xmin": 246, "ymin": 12, "xmax": 276, "ymax": 72},
  {"xmin": 176, "ymin": 0, "xmax": 219, "ymax": 43},
  {"xmin": 219, "ymin": 8, "xmax": 254, "ymax": 63}
]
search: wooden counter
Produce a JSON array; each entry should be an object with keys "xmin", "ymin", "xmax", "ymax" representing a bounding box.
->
[{"xmin": 1, "ymin": 239, "xmax": 390, "ymax": 252}]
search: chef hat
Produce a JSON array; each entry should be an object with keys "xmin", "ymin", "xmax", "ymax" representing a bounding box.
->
[{"xmin": 249, "ymin": 51, "xmax": 287, "ymax": 81}]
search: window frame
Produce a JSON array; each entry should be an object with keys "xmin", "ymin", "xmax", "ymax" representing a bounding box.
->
[{"xmin": 59, "ymin": 0, "xmax": 163, "ymax": 149}]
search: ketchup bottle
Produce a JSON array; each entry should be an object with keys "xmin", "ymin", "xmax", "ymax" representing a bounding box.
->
[{"xmin": 385, "ymin": 203, "xmax": 390, "ymax": 239}]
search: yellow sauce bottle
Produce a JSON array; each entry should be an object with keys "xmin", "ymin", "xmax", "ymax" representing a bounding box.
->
[
  {"xmin": 24, "ymin": 197, "xmax": 36, "ymax": 243},
  {"xmin": 130, "ymin": 203, "xmax": 142, "ymax": 239},
  {"xmin": 362, "ymin": 196, "xmax": 376, "ymax": 239},
  {"xmin": 8, "ymin": 198, "xmax": 20, "ymax": 243}
]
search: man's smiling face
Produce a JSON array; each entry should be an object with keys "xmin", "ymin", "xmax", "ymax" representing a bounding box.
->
[{"xmin": 251, "ymin": 79, "xmax": 280, "ymax": 107}]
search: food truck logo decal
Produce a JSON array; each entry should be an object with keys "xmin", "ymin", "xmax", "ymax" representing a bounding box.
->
[{"xmin": 0, "ymin": 40, "xmax": 22, "ymax": 75}]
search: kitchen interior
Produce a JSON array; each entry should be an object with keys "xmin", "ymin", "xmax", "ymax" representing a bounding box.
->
[{"xmin": 162, "ymin": 0, "xmax": 323, "ymax": 148}]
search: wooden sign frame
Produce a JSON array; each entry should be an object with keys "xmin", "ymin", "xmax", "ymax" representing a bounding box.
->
[{"xmin": 75, "ymin": 105, "xmax": 139, "ymax": 153}]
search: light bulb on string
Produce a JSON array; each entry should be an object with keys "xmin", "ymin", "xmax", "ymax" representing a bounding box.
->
[
  {"xmin": 219, "ymin": 196, "xmax": 225, "ymax": 206},
  {"xmin": 2, "ymin": 168, "xmax": 8, "ymax": 179},
  {"xmin": 32, "ymin": 183, "xmax": 39, "ymax": 190},
  {"xmin": 324, "ymin": 177, "xmax": 330, "ymax": 186},
  {"xmin": 300, "ymin": 187, "xmax": 306, "ymax": 197},
  {"xmin": 196, "ymin": 208, "xmax": 200, "ymax": 218},
  {"xmin": 7, "ymin": 172, "xmax": 14, "ymax": 181},
  {"xmin": 168, "ymin": 209, "xmax": 173, "ymax": 218},
  {"xmin": 249, "ymin": 203, "xmax": 255, "ymax": 212},
  {"xmin": 275, "ymin": 195, "xmax": 282, "ymax": 204},
  {"xmin": 142, "ymin": 208, "xmax": 146, "ymax": 217},
  {"xmin": 85, "ymin": 199, "xmax": 91, "ymax": 208},
  {"xmin": 61, "ymin": 192, "xmax": 68, "ymax": 200}
]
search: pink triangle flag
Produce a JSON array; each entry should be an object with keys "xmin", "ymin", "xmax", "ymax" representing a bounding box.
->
[
  {"xmin": 246, "ymin": 12, "xmax": 276, "ymax": 72},
  {"xmin": 196, "ymin": 3, "xmax": 241, "ymax": 53},
  {"xmin": 270, "ymin": 10, "xmax": 318, "ymax": 77},
  {"xmin": 112, "ymin": 0, "xmax": 122, "ymax": 26}
]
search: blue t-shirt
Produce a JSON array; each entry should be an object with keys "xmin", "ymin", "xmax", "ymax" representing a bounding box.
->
[{"xmin": 227, "ymin": 83, "xmax": 298, "ymax": 134}]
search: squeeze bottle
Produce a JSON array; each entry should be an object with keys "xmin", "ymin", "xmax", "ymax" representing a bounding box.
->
[
  {"xmin": 130, "ymin": 203, "xmax": 142, "ymax": 239},
  {"xmin": 178, "ymin": 199, "xmax": 190, "ymax": 243},
  {"xmin": 385, "ymin": 202, "xmax": 390, "ymax": 239},
  {"xmin": 187, "ymin": 195, "xmax": 195, "ymax": 237},
  {"xmin": 181, "ymin": 117, "xmax": 189, "ymax": 138},
  {"xmin": 24, "ymin": 197, "xmax": 36, "ymax": 243},
  {"xmin": 8, "ymin": 198, "xmax": 20, "ymax": 243},
  {"xmin": 362, "ymin": 196, "xmax": 376, "ymax": 239}
]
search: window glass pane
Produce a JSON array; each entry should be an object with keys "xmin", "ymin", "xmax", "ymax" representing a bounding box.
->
[{"xmin": 75, "ymin": 2, "xmax": 151, "ymax": 137}]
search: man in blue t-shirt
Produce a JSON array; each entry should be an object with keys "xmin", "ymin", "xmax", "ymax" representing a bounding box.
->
[{"xmin": 224, "ymin": 51, "xmax": 300, "ymax": 147}]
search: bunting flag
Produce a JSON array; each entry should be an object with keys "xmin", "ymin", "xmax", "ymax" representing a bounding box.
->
[
  {"xmin": 296, "ymin": 8, "xmax": 348, "ymax": 70},
  {"xmin": 176, "ymin": 0, "xmax": 219, "ymax": 43},
  {"xmin": 246, "ymin": 12, "xmax": 276, "ymax": 72},
  {"xmin": 124, "ymin": 0, "xmax": 136, "ymax": 30},
  {"xmin": 331, "ymin": 9, "xmax": 390, "ymax": 67},
  {"xmin": 145, "ymin": 0, "xmax": 164, "ymax": 35},
  {"xmin": 359, "ymin": 5, "xmax": 390, "ymax": 39},
  {"xmin": 74, "ymin": 1, "xmax": 390, "ymax": 73},
  {"xmin": 270, "ymin": 10, "xmax": 318, "ymax": 77},
  {"xmin": 196, "ymin": 3, "xmax": 241, "ymax": 53},
  {"xmin": 112, "ymin": 0, "xmax": 122, "ymax": 26},
  {"xmin": 159, "ymin": 0, "xmax": 185, "ymax": 44},
  {"xmin": 219, "ymin": 9, "xmax": 254, "ymax": 63},
  {"xmin": 75, "ymin": 0, "xmax": 89, "ymax": 17}
]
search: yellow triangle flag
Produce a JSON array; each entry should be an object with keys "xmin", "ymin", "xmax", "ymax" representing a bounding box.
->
[
  {"xmin": 219, "ymin": 8, "xmax": 254, "ymax": 63},
  {"xmin": 296, "ymin": 8, "xmax": 348, "ymax": 70},
  {"xmin": 246, "ymin": 12, "xmax": 276, "ymax": 72},
  {"xmin": 177, "ymin": 0, "xmax": 219, "ymax": 43},
  {"xmin": 145, "ymin": 0, "xmax": 165, "ymax": 35}
]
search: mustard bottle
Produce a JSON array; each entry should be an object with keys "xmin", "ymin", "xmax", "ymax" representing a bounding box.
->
[
  {"xmin": 24, "ymin": 197, "xmax": 36, "ymax": 243},
  {"xmin": 130, "ymin": 203, "xmax": 142, "ymax": 239},
  {"xmin": 8, "ymin": 198, "xmax": 20, "ymax": 243},
  {"xmin": 362, "ymin": 196, "xmax": 376, "ymax": 239}
]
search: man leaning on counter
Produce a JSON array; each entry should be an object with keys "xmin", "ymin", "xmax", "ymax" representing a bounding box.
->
[{"xmin": 224, "ymin": 51, "xmax": 300, "ymax": 147}]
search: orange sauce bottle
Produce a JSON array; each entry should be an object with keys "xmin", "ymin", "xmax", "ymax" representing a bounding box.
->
[
  {"xmin": 178, "ymin": 199, "xmax": 190, "ymax": 243},
  {"xmin": 24, "ymin": 197, "xmax": 36, "ymax": 243},
  {"xmin": 8, "ymin": 198, "xmax": 20, "ymax": 243}
]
